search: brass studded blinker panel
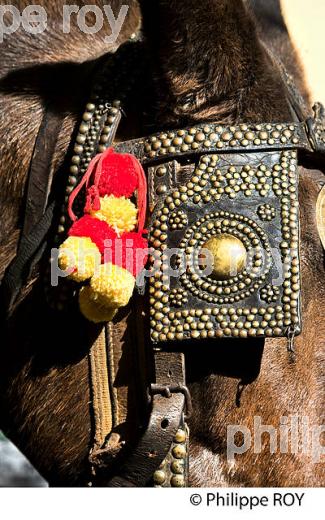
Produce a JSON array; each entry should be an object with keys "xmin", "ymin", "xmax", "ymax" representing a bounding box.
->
[{"xmin": 148, "ymin": 149, "xmax": 301, "ymax": 343}]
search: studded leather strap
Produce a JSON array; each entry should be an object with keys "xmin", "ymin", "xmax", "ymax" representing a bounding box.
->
[
  {"xmin": 96, "ymin": 351, "xmax": 188, "ymax": 487},
  {"xmin": 113, "ymin": 114, "xmax": 325, "ymax": 165}
]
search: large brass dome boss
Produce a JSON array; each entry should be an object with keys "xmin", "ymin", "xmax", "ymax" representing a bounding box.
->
[{"xmin": 200, "ymin": 234, "xmax": 247, "ymax": 280}]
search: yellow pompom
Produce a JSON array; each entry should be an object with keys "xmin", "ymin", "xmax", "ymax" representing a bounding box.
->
[
  {"xmin": 58, "ymin": 236, "xmax": 101, "ymax": 282},
  {"xmin": 79, "ymin": 286, "xmax": 117, "ymax": 323},
  {"xmin": 91, "ymin": 195, "xmax": 137, "ymax": 234},
  {"xmin": 89, "ymin": 262, "xmax": 135, "ymax": 308}
]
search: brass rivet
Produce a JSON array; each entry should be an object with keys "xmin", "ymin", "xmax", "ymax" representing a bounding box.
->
[
  {"xmin": 195, "ymin": 132, "xmax": 205, "ymax": 142},
  {"xmin": 153, "ymin": 470, "xmax": 166, "ymax": 485},
  {"xmin": 174, "ymin": 429, "xmax": 186, "ymax": 443},
  {"xmin": 152, "ymin": 141, "xmax": 162, "ymax": 151},
  {"xmin": 156, "ymin": 185, "xmax": 167, "ymax": 195},
  {"xmin": 171, "ymin": 475, "xmax": 185, "ymax": 488},
  {"xmin": 172, "ymin": 444, "xmax": 186, "ymax": 459},
  {"xmin": 171, "ymin": 460, "xmax": 184, "ymax": 475},
  {"xmin": 173, "ymin": 137, "xmax": 183, "ymax": 146}
]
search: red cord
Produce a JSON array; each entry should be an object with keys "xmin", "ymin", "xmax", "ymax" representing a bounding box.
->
[
  {"xmin": 129, "ymin": 154, "xmax": 147, "ymax": 231},
  {"xmin": 67, "ymin": 148, "xmax": 147, "ymax": 231},
  {"xmin": 68, "ymin": 148, "xmax": 114, "ymax": 221},
  {"xmin": 68, "ymin": 154, "xmax": 100, "ymax": 221}
]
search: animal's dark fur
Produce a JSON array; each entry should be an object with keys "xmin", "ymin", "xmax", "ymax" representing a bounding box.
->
[
  {"xmin": 141, "ymin": 0, "xmax": 297, "ymax": 127},
  {"xmin": 0, "ymin": 0, "xmax": 324, "ymax": 486}
]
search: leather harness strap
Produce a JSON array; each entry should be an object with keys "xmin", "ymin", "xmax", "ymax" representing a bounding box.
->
[
  {"xmin": 23, "ymin": 106, "xmax": 64, "ymax": 236},
  {"xmin": 106, "ymin": 351, "xmax": 186, "ymax": 487},
  {"xmin": 89, "ymin": 326, "xmax": 114, "ymax": 450},
  {"xmin": 0, "ymin": 106, "xmax": 64, "ymax": 314},
  {"xmin": 113, "ymin": 117, "xmax": 325, "ymax": 164}
]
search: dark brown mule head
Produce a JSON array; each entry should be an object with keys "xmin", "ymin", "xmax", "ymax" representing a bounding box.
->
[{"xmin": 0, "ymin": 0, "xmax": 324, "ymax": 487}]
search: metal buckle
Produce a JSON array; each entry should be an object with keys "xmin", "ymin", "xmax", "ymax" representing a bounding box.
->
[{"xmin": 150, "ymin": 383, "xmax": 193, "ymax": 420}]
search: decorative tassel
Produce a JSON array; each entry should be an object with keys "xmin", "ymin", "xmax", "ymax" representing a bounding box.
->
[{"xmin": 60, "ymin": 147, "xmax": 148, "ymax": 322}]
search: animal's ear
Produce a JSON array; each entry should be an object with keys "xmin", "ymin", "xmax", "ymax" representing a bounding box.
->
[{"xmin": 316, "ymin": 185, "xmax": 325, "ymax": 250}]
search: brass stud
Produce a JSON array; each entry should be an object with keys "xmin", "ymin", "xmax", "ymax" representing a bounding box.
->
[
  {"xmin": 222, "ymin": 131, "xmax": 232, "ymax": 141},
  {"xmin": 82, "ymin": 112, "xmax": 92, "ymax": 122},
  {"xmin": 172, "ymin": 444, "xmax": 186, "ymax": 459},
  {"xmin": 195, "ymin": 132, "xmax": 205, "ymax": 142},
  {"xmin": 171, "ymin": 460, "xmax": 184, "ymax": 475},
  {"xmin": 259, "ymin": 131, "xmax": 268, "ymax": 140},
  {"xmin": 174, "ymin": 429, "xmax": 186, "ymax": 443},
  {"xmin": 156, "ymin": 185, "xmax": 167, "ymax": 195},
  {"xmin": 153, "ymin": 470, "xmax": 166, "ymax": 485},
  {"xmin": 152, "ymin": 141, "xmax": 162, "ymax": 151},
  {"xmin": 171, "ymin": 475, "xmax": 185, "ymax": 488},
  {"xmin": 173, "ymin": 137, "xmax": 183, "ymax": 146}
]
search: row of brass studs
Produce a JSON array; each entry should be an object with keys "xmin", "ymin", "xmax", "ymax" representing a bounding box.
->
[
  {"xmin": 54, "ymin": 100, "xmax": 121, "ymax": 243},
  {"xmin": 52, "ymin": 40, "xmax": 142, "ymax": 246},
  {"xmin": 278, "ymin": 150, "xmax": 301, "ymax": 329},
  {"xmin": 154, "ymin": 156, "xmax": 280, "ymax": 208},
  {"xmin": 211, "ymin": 163, "xmax": 273, "ymax": 200},
  {"xmin": 149, "ymin": 309, "xmax": 299, "ymax": 342},
  {"xmin": 45, "ymin": 41, "xmax": 144, "ymax": 310},
  {"xmin": 169, "ymin": 288, "xmax": 188, "ymax": 308},
  {"xmin": 169, "ymin": 210, "xmax": 188, "ymax": 231},
  {"xmin": 144, "ymin": 123, "xmax": 300, "ymax": 161},
  {"xmin": 260, "ymin": 284, "xmax": 280, "ymax": 304},
  {"xmin": 153, "ymin": 427, "xmax": 188, "ymax": 488},
  {"xmin": 151, "ymin": 305, "xmax": 288, "ymax": 341}
]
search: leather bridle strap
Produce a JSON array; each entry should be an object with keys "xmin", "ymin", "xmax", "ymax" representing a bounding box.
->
[
  {"xmin": 23, "ymin": 106, "xmax": 64, "ymax": 236},
  {"xmin": 102, "ymin": 351, "xmax": 187, "ymax": 487},
  {"xmin": 89, "ymin": 326, "xmax": 114, "ymax": 451},
  {"xmin": 0, "ymin": 106, "xmax": 64, "ymax": 314},
  {"xmin": 113, "ymin": 115, "xmax": 325, "ymax": 165}
]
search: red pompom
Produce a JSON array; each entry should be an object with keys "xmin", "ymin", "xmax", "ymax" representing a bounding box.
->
[
  {"xmin": 69, "ymin": 216, "xmax": 148, "ymax": 275},
  {"xmin": 97, "ymin": 149, "xmax": 139, "ymax": 198},
  {"xmin": 69, "ymin": 215, "xmax": 116, "ymax": 257},
  {"xmin": 103, "ymin": 232, "xmax": 148, "ymax": 277}
]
